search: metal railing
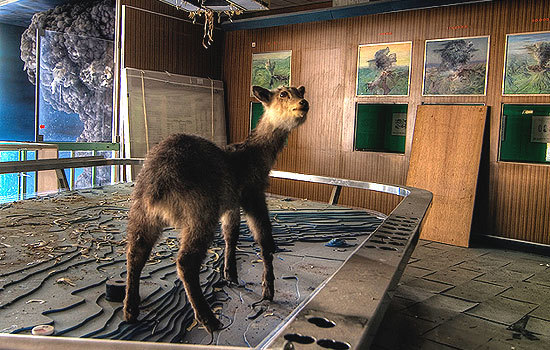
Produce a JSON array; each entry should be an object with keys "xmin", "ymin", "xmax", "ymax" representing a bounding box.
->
[
  {"xmin": 0, "ymin": 142, "xmax": 123, "ymax": 199},
  {"xmin": 0, "ymin": 155, "xmax": 142, "ymax": 192},
  {"xmin": 263, "ymin": 171, "xmax": 432, "ymax": 349},
  {"xmin": 0, "ymin": 157, "xmax": 432, "ymax": 350}
]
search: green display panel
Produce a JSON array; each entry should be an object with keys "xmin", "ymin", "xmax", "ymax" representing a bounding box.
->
[
  {"xmin": 250, "ymin": 102, "xmax": 264, "ymax": 131},
  {"xmin": 500, "ymin": 104, "xmax": 550, "ymax": 164},
  {"xmin": 354, "ymin": 104, "xmax": 407, "ymax": 154}
]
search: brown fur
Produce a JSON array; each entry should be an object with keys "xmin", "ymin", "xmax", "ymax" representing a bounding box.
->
[{"xmin": 123, "ymin": 85, "xmax": 309, "ymax": 332}]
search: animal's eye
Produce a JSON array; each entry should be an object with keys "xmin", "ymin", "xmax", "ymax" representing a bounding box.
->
[{"xmin": 279, "ymin": 91, "xmax": 289, "ymax": 98}]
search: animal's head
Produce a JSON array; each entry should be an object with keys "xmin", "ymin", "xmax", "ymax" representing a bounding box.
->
[{"xmin": 252, "ymin": 85, "xmax": 309, "ymax": 131}]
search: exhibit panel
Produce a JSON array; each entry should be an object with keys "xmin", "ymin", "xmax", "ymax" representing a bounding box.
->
[
  {"xmin": 119, "ymin": 68, "xmax": 227, "ymax": 180},
  {"xmin": 35, "ymin": 30, "xmax": 114, "ymax": 144}
]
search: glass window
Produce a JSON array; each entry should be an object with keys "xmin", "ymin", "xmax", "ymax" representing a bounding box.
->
[{"xmin": 0, "ymin": 150, "xmax": 37, "ymax": 203}]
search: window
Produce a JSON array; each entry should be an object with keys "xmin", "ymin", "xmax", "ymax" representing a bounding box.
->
[{"xmin": 0, "ymin": 150, "xmax": 36, "ymax": 203}]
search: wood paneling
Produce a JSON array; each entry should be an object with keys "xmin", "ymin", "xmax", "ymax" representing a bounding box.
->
[
  {"xmin": 407, "ymin": 105, "xmax": 487, "ymax": 247},
  {"xmin": 121, "ymin": 0, "xmax": 223, "ymax": 79},
  {"xmin": 223, "ymin": 0, "xmax": 550, "ymax": 243}
]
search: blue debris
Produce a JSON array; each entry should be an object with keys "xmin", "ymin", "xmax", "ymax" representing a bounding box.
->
[{"xmin": 325, "ymin": 238, "xmax": 354, "ymax": 248}]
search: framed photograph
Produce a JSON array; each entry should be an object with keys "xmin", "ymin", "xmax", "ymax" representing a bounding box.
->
[
  {"xmin": 356, "ymin": 41, "xmax": 412, "ymax": 96},
  {"xmin": 251, "ymin": 51, "xmax": 291, "ymax": 93},
  {"xmin": 422, "ymin": 36, "xmax": 489, "ymax": 96},
  {"xmin": 503, "ymin": 31, "xmax": 550, "ymax": 95}
]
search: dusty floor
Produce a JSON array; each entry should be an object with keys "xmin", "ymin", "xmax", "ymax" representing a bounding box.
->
[{"xmin": 373, "ymin": 240, "xmax": 550, "ymax": 350}]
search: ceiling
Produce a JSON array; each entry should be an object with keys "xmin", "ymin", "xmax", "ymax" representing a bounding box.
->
[
  {"xmin": 0, "ymin": 0, "xmax": 83, "ymax": 26},
  {"xmin": 268, "ymin": 0, "xmax": 328, "ymax": 9},
  {"xmin": 0, "ymin": 0, "xmax": 328, "ymax": 27}
]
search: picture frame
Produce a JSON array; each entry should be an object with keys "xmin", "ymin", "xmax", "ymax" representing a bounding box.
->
[
  {"xmin": 422, "ymin": 36, "xmax": 490, "ymax": 96},
  {"xmin": 503, "ymin": 31, "xmax": 550, "ymax": 95},
  {"xmin": 356, "ymin": 41, "xmax": 412, "ymax": 96},
  {"xmin": 250, "ymin": 50, "xmax": 292, "ymax": 94}
]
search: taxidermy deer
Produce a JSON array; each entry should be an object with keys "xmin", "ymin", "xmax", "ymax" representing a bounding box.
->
[{"xmin": 124, "ymin": 85, "xmax": 309, "ymax": 333}]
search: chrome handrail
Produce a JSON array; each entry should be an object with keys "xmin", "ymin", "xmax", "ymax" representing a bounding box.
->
[
  {"xmin": 264, "ymin": 170, "xmax": 432, "ymax": 349},
  {"xmin": 0, "ymin": 156, "xmax": 143, "ymax": 174}
]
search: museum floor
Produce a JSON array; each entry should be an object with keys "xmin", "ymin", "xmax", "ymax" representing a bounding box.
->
[
  {"xmin": 2, "ymin": 182, "xmax": 549, "ymax": 349},
  {"xmin": 372, "ymin": 240, "xmax": 550, "ymax": 350}
]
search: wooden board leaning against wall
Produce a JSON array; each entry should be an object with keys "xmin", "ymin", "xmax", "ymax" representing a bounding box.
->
[
  {"xmin": 406, "ymin": 105, "xmax": 487, "ymax": 247},
  {"xmin": 222, "ymin": 0, "xmax": 550, "ymax": 245}
]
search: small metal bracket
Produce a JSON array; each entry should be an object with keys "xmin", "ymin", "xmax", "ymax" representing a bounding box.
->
[
  {"xmin": 55, "ymin": 168, "xmax": 70, "ymax": 190},
  {"xmin": 329, "ymin": 185, "xmax": 342, "ymax": 205}
]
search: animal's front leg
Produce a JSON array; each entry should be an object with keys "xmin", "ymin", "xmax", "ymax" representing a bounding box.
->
[
  {"xmin": 221, "ymin": 209, "xmax": 241, "ymax": 284},
  {"xmin": 244, "ymin": 194, "xmax": 275, "ymax": 301}
]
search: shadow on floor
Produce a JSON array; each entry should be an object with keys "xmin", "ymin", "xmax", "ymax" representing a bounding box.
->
[{"xmin": 373, "ymin": 240, "xmax": 550, "ymax": 350}]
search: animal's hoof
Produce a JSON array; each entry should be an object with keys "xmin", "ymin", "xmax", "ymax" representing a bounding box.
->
[
  {"xmin": 262, "ymin": 286, "xmax": 274, "ymax": 301},
  {"xmin": 200, "ymin": 315, "xmax": 222, "ymax": 334},
  {"xmin": 224, "ymin": 269, "xmax": 239, "ymax": 285},
  {"xmin": 261, "ymin": 278, "xmax": 275, "ymax": 301},
  {"xmin": 123, "ymin": 306, "xmax": 139, "ymax": 323}
]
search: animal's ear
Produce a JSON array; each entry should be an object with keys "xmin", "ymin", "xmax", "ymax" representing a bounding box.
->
[
  {"xmin": 252, "ymin": 86, "xmax": 272, "ymax": 104},
  {"xmin": 297, "ymin": 86, "xmax": 305, "ymax": 97}
]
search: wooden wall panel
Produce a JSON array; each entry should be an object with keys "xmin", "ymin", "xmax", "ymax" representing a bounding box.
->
[
  {"xmin": 121, "ymin": 0, "xmax": 223, "ymax": 79},
  {"xmin": 223, "ymin": 0, "xmax": 550, "ymax": 243}
]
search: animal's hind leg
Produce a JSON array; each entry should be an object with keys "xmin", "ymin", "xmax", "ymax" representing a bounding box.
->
[
  {"xmin": 124, "ymin": 204, "xmax": 162, "ymax": 323},
  {"xmin": 221, "ymin": 209, "xmax": 240, "ymax": 284},
  {"xmin": 177, "ymin": 218, "xmax": 221, "ymax": 333},
  {"xmin": 243, "ymin": 193, "xmax": 275, "ymax": 301}
]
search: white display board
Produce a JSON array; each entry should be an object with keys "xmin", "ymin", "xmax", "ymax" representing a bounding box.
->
[
  {"xmin": 531, "ymin": 115, "xmax": 550, "ymax": 143},
  {"xmin": 120, "ymin": 68, "xmax": 227, "ymax": 175},
  {"xmin": 391, "ymin": 112, "xmax": 407, "ymax": 136}
]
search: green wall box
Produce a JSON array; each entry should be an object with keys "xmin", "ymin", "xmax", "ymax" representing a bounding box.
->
[
  {"xmin": 500, "ymin": 104, "xmax": 550, "ymax": 164},
  {"xmin": 250, "ymin": 102, "xmax": 264, "ymax": 131},
  {"xmin": 354, "ymin": 103, "xmax": 407, "ymax": 154}
]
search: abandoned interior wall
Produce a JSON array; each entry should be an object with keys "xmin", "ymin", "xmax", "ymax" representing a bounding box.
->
[{"xmin": 223, "ymin": 0, "xmax": 550, "ymax": 244}]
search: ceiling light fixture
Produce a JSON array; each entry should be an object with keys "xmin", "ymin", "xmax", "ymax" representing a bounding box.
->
[{"xmin": 160, "ymin": 0, "xmax": 268, "ymax": 48}]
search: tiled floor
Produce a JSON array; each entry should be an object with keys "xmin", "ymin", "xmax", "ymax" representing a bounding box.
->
[{"xmin": 372, "ymin": 240, "xmax": 550, "ymax": 350}]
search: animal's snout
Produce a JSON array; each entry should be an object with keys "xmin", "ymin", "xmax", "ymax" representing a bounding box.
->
[{"xmin": 299, "ymin": 99, "xmax": 309, "ymax": 110}]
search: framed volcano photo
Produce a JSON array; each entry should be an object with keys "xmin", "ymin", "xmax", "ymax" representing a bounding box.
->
[
  {"xmin": 356, "ymin": 42, "xmax": 412, "ymax": 96},
  {"xmin": 503, "ymin": 31, "xmax": 550, "ymax": 95},
  {"xmin": 422, "ymin": 36, "xmax": 489, "ymax": 96}
]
